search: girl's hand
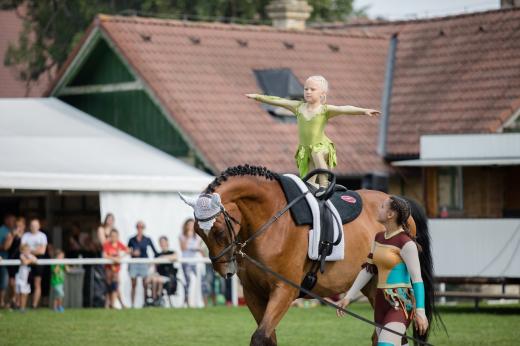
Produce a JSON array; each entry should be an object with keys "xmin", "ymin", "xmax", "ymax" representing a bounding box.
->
[
  {"xmin": 365, "ymin": 109, "xmax": 381, "ymax": 117},
  {"xmin": 336, "ymin": 297, "xmax": 350, "ymax": 317},
  {"xmin": 414, "ymin": 309, "xmax": 429, "ymax": 335},
  {"xmin": 245, "ymin": 94, "xmax": 257, "ymax": 99}
]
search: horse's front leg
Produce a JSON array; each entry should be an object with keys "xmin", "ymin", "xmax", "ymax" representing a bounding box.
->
[{"xmin": 251, "ymin": 284, "xmax": 298, "ymax": 346}]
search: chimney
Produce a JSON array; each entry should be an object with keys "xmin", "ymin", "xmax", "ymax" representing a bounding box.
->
[
  {"xmin": 266, "ymin": 0, "xmax": 313, "ymax": 30},
  {"xmin": 501, "ymin": 0, "xmax": 520, "ymax": 8}
]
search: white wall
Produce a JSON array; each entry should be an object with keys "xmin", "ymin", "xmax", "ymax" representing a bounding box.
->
[{"xmin": 430, "ymin": 218, "xmax": 520, "ymax": 277}]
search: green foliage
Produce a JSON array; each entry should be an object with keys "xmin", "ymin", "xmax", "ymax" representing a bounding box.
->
[{"xmin": 1, "ymin": 0, "xmax": 362, "ymax": 88}]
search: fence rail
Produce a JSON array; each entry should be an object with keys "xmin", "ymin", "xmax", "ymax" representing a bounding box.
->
[{"xmin": 0, "ymin": 257, "xmax": 211, "ymax": 266}]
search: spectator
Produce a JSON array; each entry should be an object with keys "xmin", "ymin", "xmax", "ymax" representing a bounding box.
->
[
  {"xmin": 103, "ymin": 228, "xmax": 129, "ymax": 309},
  {"xmin": 0, "ymin": 213, "xmax": 16, "ymax": 308},
  {"xmin": 201, "ymin": 243, "xmax": 216, "ymax": 307},
  {"xmin": 128, "ymin": 220, "xmax": 158, "ymax": 308},
  {"xmin": 150, "ymin": 236, "xmax": 177, "ymax": 306},
  {"xmin": 21, "ymin": 218, "xmax": 47, "ymax": 309},
  {"xmin": 67, "ymin": 223, "xmax": 82, "ymax": 258},
  {"xmin": 4, "ymin": 217, "xmax": 25, "ymax": 309},
  {"xmin": 51, "ymin": 249, "xmax": 69, "ymax": 313},
  {"xmin": 179, "ymin": 218, "xmax": 203, "ymax": 307},
  {"xmin": 16, "ymin": 244, "xmax": 37, "ymax": 312},
  {"xmin": 97, "ymin": 213, "xmax": 115, "ymax": 246}
]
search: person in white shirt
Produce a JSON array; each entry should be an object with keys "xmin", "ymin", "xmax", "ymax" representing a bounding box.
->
[{"xmin": 21, "ymin": 218, "xmax": 47, "ymax": 308}]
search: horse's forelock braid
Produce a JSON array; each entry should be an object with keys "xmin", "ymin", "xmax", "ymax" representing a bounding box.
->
[{"xmin": 204, "ymin": 164, "xmax": 280, "ymax": 193}]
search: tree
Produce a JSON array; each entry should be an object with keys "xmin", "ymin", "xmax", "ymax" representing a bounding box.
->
[{"xmin": 2, "ymin": 0, "xmax": 359, "ymax": 90}]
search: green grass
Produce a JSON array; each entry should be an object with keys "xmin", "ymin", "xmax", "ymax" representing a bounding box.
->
[{"xmin": 1, "ymin": 303, "xmax": 519, "ymax": 345}]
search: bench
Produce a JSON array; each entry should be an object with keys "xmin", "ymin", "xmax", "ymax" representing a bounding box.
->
[{"xmin": 435, "ymin": 276, "xmax": 520, "ymax": 309}]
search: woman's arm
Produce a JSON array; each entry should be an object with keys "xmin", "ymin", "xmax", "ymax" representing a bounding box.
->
[
  {"xmin": 327, "ymin": 105, "xmax": 380, "ymax": 118},
  {"xmin": 337, "ymin": 241, "xmax": 376, "ymax": 316},
  {"xmin": 401, "ymin": 241, "xmax": 428, "ymax": 335},
  {"xmin": 246, "ymin": 94, "xmax": 299, "ymax": 114},
  {"xmin": 3, "ymin": 232, "xmax": 13, "ymax": 251}
]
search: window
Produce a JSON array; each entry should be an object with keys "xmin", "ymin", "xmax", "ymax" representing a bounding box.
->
[
  {"xmin": 437, "ymin": 167, "xmax": 463, "ymax": 213},
  {"xmin": 253, "ymin": 68, "xmax": 303, "ymax": 122}
]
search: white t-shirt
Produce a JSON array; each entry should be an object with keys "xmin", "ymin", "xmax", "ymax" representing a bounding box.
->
[{"xmin": 21, "ymin": 231, "xmax": 48, "ymax": 251}]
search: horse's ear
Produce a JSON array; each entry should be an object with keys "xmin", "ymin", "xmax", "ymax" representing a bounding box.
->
[{"xmin": 178, "ymin": 193, "xmax": 196, "ymax": 208}]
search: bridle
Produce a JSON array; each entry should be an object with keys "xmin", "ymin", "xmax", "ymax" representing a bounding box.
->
[
  {"xmin": 196, "ymin": 204, "xmax": 242, "ymax": 264},
  {"xmin": 196, "ymin": 192, "xmax": 309, "ymax": 265}
]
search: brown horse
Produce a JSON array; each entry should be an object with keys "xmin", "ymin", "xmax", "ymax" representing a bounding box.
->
[{"xmin": 181, "ymin": 165, "xmax": 434, "ymax": 346}]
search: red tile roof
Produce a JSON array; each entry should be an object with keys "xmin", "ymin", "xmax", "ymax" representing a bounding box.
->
[
  {"xmin": 49, "ymin": 15, "xmax": 390, "ymax": 176},
  {"xmin": 336, "ymin": 8, "xmax": 520, "ymax": 157},
  {"xmin": 0, "ymin": 9, "xmax": 50, "ymax": 97}
]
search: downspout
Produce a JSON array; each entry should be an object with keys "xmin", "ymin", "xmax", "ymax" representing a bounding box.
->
[{"xmin": 378, "ymin": 33, "xmax": 398, "ymax": 158}]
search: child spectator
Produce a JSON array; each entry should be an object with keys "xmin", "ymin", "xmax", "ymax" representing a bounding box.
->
[
  {"xmin": 16, "ymin": 244, "xmax": 37, "ymax": 312},
  {"xmin": 150, "ymin": 236, "xmax": 177, "ymax": 305},
  {"xmin": 103, "ymin": 229, "xmax": 129, "ymax": 309},
  {"xmin": 51, "ymin": 250, "xmax": 69, "ymax": 312}
]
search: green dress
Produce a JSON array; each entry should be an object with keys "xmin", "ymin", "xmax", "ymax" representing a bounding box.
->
[
  {"xmin": 294, "ymin": 102, "xmax": 337, "ymax": 177},
  {"xmin": 253, "ymin": 95, "xmax": 337, "ymax": 177}
]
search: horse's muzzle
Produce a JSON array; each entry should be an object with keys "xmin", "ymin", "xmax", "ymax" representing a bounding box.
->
[{"xmin": 219, "ymin": 260, "xmax": 237, "ymax": 279}]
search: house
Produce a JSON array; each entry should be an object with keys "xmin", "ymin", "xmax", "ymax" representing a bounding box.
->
[{"xmin": 45, "ymin": 14, "xmax": 390, "ymax": 189}]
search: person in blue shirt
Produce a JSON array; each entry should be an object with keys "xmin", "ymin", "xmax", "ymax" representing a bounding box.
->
[
  {"xmin": 0, "ymin": 214, "xmax": 16, "ymax": 308},
  {"xmin": 127, "ymin": 221, "xmax": 158, "ymax": 308}
]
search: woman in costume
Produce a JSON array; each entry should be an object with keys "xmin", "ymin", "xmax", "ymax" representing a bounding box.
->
[
  {"xmin": 336, "ymin": 196, "xmax": 429, "ymax": 346},
  {"xmin": 246, "ymin": 75, "xmax": 379, "ymax": 196}
]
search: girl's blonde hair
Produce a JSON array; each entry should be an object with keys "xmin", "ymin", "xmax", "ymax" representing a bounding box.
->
[{"xmin": 306, "ymin": 75, "xmax": 328, "ymax": 104}]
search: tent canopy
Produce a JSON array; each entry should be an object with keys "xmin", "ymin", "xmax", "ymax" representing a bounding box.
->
[{"xmin": 0, "ymin": 98, "xmax": 212, "ymax": 192}]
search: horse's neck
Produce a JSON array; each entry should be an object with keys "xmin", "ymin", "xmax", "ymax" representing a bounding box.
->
[{"xmin": 217, "ymin": 176, "xmax": 283, "ymax": 239}]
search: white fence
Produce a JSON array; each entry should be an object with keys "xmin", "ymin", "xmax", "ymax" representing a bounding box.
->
[{"xmin": 0, "ymin": 257, "xmax": 239, "ymax": 308}]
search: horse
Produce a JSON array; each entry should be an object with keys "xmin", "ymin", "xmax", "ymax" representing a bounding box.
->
[{"xmin": 181, "ymin": 165, "xmax": 435, "ymax": 346}]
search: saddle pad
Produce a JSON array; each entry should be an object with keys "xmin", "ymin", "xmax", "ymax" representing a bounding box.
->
[
  {"xmin": 281, "ymin": 174, "xmax": 344, "ymax": 261},
  {"xmin": 279, "ymin": 175, "xmax": 363, "ymax": 226}
]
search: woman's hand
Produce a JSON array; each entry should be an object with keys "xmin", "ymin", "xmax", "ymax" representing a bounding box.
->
[
  {"xmin": 365, "ymin": 109, "xmax": 381, "ymax": 117},
  {"xmin": 336, "ymin": 297, "xmax": 350, "ymax": 317},
  {"xmin": 414, "ymin": 309, "xmax": 429, "ymax": 335}
]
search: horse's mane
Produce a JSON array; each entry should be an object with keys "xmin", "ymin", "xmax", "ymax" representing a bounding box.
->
[{"xmin": 204, "ymin": 164, "xmax": 280, "ymax": 193}]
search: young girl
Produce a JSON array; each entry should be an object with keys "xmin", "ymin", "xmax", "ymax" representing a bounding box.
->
[
  {"xmin": 103, "ymin": 228, "xmax": 129, "ymax": 309},
  {"xmin": 51, "ymin": 249, "xmax": 69, "ymax": 312},
  {"xmin": 336, "ymin": 196, "xmax": 429, "ymax": 346},
  {"xmin": 16, "ymin": 244, "xmax": 37, "ymax": 312},
  {"xmin": 247, "ymin": 75, "xmax": 379, "ymax": 195}
]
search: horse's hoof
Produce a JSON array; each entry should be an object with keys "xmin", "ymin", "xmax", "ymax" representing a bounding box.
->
[{"xmin": 250, "ymin": 330, "xmax": 276, "ymax": 346}]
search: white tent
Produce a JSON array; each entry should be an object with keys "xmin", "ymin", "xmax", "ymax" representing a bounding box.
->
[{"xmin": 0, "ymin": 98, "xmax": 213, "ymax": 307}]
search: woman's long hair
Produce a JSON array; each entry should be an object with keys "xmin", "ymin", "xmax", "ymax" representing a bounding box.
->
[{"xmin": 391, "ymin": 196, "xmax": 447, "ymax": 343}]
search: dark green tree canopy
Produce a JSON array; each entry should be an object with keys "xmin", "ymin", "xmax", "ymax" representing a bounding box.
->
[{"xmin": 1, "ymin": 0, "xmax": 364, "ymax": 89}]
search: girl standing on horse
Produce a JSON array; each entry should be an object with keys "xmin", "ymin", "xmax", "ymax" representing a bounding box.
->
[
  {"xmin": 336, "ymin": 196, "xmax": 429, "ymax": 345},
  {"xmin": 246, "ymin": 75, "xmax": 379, "ymax": 196}
]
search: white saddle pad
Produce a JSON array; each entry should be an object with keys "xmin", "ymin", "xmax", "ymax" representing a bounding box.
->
[{"xmin": 283, "ymin": 174, "xmax": 345, "ymax": 261}]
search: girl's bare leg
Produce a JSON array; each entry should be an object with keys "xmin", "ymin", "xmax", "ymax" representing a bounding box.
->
[
  {"xmin": 20, "ymin": 294, "xmax": 27, "ymax": 310},
  {"xmin": 311, "ymin": 150, "xmax": 330, "ymax": 188},
  {"xmin": 307, "ymin": 159, "xmax": 319, "ymax": 188}
]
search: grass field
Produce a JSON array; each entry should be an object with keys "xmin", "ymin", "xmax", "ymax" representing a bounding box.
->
[{"xmin": 1, "ymin": 303, "xmax": 519, "ymax": 345}]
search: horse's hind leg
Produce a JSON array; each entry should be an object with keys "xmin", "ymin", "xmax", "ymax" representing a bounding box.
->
[{"xmin": 251, "ymin": 285, "xmax": 297, "ymax": 346}]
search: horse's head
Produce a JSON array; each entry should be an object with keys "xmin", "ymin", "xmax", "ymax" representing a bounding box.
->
[{"xmin": 179, "ymin": 192, "xmax": 242, "ymax": 278}]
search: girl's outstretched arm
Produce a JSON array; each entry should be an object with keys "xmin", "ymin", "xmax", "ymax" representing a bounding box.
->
[
  {"xmin": 327, "ymin": 104, "xmax": 380, "ymax": 118},
  {"xmin": 246, "ymin": 94, "xmax": 299, "ymax": 114}
]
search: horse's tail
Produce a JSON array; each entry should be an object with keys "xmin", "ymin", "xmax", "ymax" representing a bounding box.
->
[{"xmin": 402, "ymin": 197, "xmax": 446, "ymax": 343}]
